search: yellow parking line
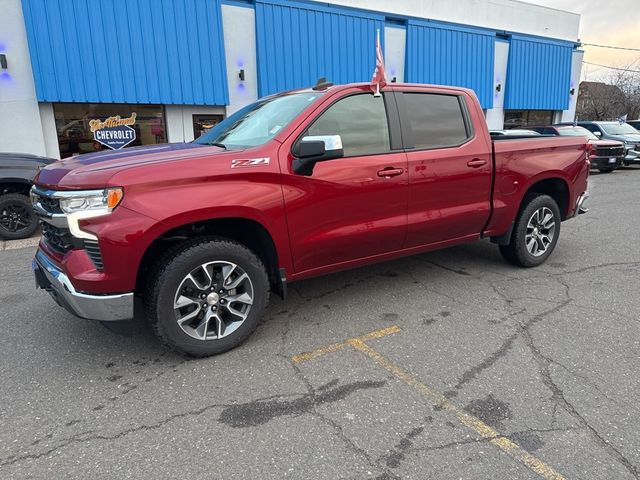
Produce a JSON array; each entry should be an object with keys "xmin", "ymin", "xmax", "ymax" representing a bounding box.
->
[
  {"xmin": 292, "ymin": 326, "xmax": 565, "ymax": 480},
  {"xmin": 291, "ymin": 325, "xmax": 401, "ymax": 364}
]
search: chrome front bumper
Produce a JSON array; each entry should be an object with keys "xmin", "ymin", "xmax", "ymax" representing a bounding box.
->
[{"xmin": 33, "ymin": 249, "xmax": 133, "ymax": 322}]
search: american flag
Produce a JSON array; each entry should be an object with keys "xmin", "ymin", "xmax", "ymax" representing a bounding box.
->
[{"xmin": 370, "ymin": 29, "xmax": 387, "ymax": 97}]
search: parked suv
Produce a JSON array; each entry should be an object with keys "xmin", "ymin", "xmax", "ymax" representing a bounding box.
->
[
  {"xmin": 1, "ymin": 153, "xmax": 54, "ymax": 239},
  {"xmin": 627, "ymin": 120, "xmax": 640, "ymax": 131},
  {"xmin": 528, "ymin": 125, "xmax": 624, "ymax": 172},
  {"xmin": 558, "ymin": 121, "xmax": 640, "ymax": 165}
]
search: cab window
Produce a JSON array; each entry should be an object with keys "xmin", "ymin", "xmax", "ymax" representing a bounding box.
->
[{"xmin": 306, "ymin": 94, "xmax": 391, "ymax": 157}]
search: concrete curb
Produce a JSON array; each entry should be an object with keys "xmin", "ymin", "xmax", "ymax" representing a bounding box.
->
[{"xmin": 0, "ymin": 236, "xmax": 41, "ymax": 251}]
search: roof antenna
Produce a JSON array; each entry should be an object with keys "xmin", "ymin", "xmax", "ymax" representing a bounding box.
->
[{"xmin": 312, "ymin": 77, "xmax": 333, "ymax": 91}]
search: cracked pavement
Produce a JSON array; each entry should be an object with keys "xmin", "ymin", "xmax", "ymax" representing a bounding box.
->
[{"xmin": 1, "ymin": 168, "xmax": 639, "ymax": 479}]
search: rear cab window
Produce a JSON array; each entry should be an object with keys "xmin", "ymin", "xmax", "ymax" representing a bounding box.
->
[{"xmin": 400, "ymin": 92, "xmax": 471, "ymax": 150}]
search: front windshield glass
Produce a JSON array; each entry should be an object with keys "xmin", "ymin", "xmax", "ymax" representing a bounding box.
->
[
  {"xmin": 558, "ymin": 127, "xmax": 598, "ymax": 140},
  {"xmin": 194, "ymin": 92, "xmax": 322, "ymax": 148},
  {"xmin": 600, "ymin": 123, "xmax": 640, "ymax": 135}
]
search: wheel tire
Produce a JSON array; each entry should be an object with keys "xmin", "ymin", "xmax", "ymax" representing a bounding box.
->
[
  {"xmin": 499, "ymin": 194, "xmax": 561, "ymax": 268},
  {"xmin": 0, "ymin": 193, "xmax": 39, "ymax": 240},
  {"xmin": 145, "ymin": 237, "xmax": 270, "ymax": 357},
  {"xmin": 598, "ymin": 168, "xmax": 615, "ymax": 173}
]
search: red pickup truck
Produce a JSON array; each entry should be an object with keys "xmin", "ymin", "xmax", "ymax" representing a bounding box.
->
[{"xmin": 32, "ymin": 82, "xmax": 590, "ymax": 356}]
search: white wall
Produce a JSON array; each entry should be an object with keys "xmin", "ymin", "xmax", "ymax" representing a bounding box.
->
[
  {"xmin": 560, "ymin": 50, "xmax": 585, "ymax": 123},
  {"xmin": 165, "ymin": 105, "xmax": 226, "ymax": 143},
  {"xmin": 38, "ymin": 103, "xmax": 60, "ymax": 159},
  {"xmin": 384, "ymin": 26, "xmax": 406, "ymax": 84},
  {"xmin": 485, "ymin": 40, "xmax": 510, "ymax": 130},
  {"xmin": 221, "ymin": 4, "xmax": 258, "ymax": 115},
  {"xmin": 0, "ymin": 0, "xmax": 47, "ymax": 156},
  {"xmin": 316, "ymin": 0, "xmax": 580, "ymax": 42}
]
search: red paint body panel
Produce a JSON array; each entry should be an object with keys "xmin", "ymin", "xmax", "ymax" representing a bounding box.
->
[{"xmin": 33, "ymin": 83, "xmax": 589, "ymax": 295}]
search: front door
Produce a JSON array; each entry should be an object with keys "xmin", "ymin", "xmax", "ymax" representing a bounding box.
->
[{"xmin": 280, "ymin": 91, "xmax": 408, "ymax": 274}]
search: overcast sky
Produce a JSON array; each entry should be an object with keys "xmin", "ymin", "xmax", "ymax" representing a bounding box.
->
[{"xmin": 525, "ymin": 0, "xmax": 640, "ymax": 80}]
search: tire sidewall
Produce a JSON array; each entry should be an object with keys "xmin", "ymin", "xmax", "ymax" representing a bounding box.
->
[
  {"xmin": 153, "ymin": 241, "xmax": 269, "ymax": 356},
  {"xmin": 0, "ymin": 193, "xmax": 38, "ymax": 240},
  {"xmin": 513, "ymin": 195, "xmax": 561, "ymax": 267}
]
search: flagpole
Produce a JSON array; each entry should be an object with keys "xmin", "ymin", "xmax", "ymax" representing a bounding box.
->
[{"xmin": 374, "ymin": 28, "xmax": 381, "ymax": 97}]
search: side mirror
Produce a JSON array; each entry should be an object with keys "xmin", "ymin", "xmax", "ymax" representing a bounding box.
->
[
  {"xmin": 293, "ymin": 135, "xmax": 344, "ymax": 176},
  {"xmin": 594, "ymin": 131, "xmax": 602, "ymax": 138}
]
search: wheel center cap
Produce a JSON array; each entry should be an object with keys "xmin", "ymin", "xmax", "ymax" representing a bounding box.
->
[
  {"xmin": 206, "ymin": 292, "xmax": 220, "ymax": 305},
  {"xmin": 533, "ymin": 227, "xmax": 539, "ymax": 235}
]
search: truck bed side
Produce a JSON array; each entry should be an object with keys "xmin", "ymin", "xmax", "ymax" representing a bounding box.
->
[{"xmin": 484, "ymin": 136, "xmax": 589, "ymax": 237}]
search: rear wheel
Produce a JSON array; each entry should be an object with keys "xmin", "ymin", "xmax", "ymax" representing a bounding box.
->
[
  {"xmin": 499, "ymin": 194, "xmax": 561, "ymax": 268},
  {"xmin": 0, "ymin": 193, "xmax": 39, "ymax": 240},
  {"xmin": 145, "ymin": 237, "xmax": 269, "ymax": 357}
]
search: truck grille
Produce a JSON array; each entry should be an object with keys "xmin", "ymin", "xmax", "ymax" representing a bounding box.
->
[
  {"xmin": 32, "ymin": 187, "xmax": 104, "ymax": 271},
  {"xmin": 41, "ymin": 223, "xmax": 74, "ymax": 253},
  {"xmin": 83, "ymin": 240, "xmax": 104, "ymax": 270},
  {"xmin": 595, "ymin": 146, "xmax": 624, "ymax": 157},
  {"xmin": 38, "ymin": 196, "xmax": 63, "ymax": 214}
]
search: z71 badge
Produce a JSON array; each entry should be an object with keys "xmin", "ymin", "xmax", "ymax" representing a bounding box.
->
[{"xmin": 231, "ymin": 157, "xmax": 271, "ymax": 168}]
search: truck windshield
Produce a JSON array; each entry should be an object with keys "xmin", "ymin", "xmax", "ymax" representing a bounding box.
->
[
  {"xmin": 600, "ymin": 123, "xmax": 640, "ymax": 135},
  {"xmin": 194, "ymin": 92, "xmax": 321, "ymax": 148},
  {"xmin": 558, "ymin": 127, "xmax": 598, "ymax": 140}
]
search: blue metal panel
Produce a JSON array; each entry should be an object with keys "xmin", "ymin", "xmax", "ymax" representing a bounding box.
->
[
  {"xmin": 405, "ymin": 20, "xmax": 495, "ymax": 109},
  {"xmin": 21, "ymin": 0, "xmax": 229, "ymax": 105},
  {"xmin": 504, "ymin": 36, "xmax": 573, "ymax": 110},
  {"xmin": 255, "ymin": 0, "xmax": 385, "ymax": 97}
]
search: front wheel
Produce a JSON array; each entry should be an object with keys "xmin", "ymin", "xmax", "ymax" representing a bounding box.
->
[
  {"xmin": 145, "ymin": 237, "xmax": 270, "ymax": 357},
  {"xmin": 499, "ymin": 194, "xmax": 561, "ymax": 268},
  {"xmin": 0, "ymin": 193, "xmax": 39, "ymax": 240}
]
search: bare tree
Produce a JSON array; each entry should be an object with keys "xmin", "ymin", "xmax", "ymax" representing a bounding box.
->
[
  {"xmin": 607, "ymin": 61, "xmax": 640, "ymax": 120},
  {"xmin": 577, "ymin": 59, "xmax": 640, "ymax": 121}
]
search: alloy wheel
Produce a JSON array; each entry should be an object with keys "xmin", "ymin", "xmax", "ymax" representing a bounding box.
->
[
  {"xmin": 0, "ymin": 204, "xmax": 32, "ymax": 233},
  {"xmin": 525, "ymin": 207, "xmax": 556, "ymax": 257},
  {"xmin": 173, "ymin": 261, "xmax": 254, "ymax": 341}
]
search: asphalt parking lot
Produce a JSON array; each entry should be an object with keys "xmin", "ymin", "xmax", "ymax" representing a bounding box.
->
[{"xmin": 1, "ymin": 168, "xmax": 639, "ymax": 480}]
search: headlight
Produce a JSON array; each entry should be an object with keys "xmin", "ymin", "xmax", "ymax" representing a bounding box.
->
[
  {"xmin": 57, "ymin": 188, "xmax": 124, "ymax": 240},
  {"xmin": 59, "ymin": 188, "xmax": 124, "ymax": 215}
]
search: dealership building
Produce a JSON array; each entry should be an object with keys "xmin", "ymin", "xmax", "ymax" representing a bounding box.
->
[{"xmin": 0, "ymin": 0, "xmax": 583, "ymax": 159}]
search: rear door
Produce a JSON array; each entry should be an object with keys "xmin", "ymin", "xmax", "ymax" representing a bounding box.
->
[
  {"xmin": 280, "ymin": 89, "xmax": 409, "ymax": 274},
  {"xmin": 394, "ymin": 89, "xmax": 493, "ymax": 247}
]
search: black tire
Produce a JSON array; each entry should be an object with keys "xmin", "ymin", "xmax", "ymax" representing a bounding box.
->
[
  {"xmin": 499, "ymin": 194, "xmax": 561, "ymax": 268},
  {"xmin": 598, "ymin": 168, "xmax": 615, "ymax": 173},
  {"xmin": 0, "ymin": 193, "xmax": 39, "ymax": 240},
  {"xmin": 144, "ymin": 237, "xmax": 269, "ymax": 357}
]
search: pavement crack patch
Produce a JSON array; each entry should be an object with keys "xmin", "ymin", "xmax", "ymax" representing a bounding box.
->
[
  {"xmin": 450, "ymin": 332, "xmax": 518, "ymax": 393},
  {"xmin": 519, "ymin": 303, "xmax": 640, "ymax": 479},
  {"xmin": 218, "ymin": 380, "xmax": 386, "ymax": 428},
  {"xmin": 0, "ymin": 402, "xmax": 233, "ymax": 468}
]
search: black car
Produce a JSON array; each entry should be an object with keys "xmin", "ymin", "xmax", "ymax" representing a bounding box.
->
[{"xmin": 0, "ymin": 153, "xmax": 55, "ymax": 239}]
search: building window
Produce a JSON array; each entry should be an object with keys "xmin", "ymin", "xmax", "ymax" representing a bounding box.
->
[
  {"xmin": 504, "ymin": 110, "xmax": 554, "ymax": 128},
  {"xmin": 53, "ymin": 104, "xmax": 166, "ymax": 158},
  {"xmin": 193, "ymin": 114, "xmax": 224, "ymax": 140}
]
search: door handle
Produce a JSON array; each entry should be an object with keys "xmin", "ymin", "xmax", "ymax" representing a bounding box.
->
[
  {"xmin": 377, "ymin": 167, "xmax": 404, "ymax": 178},
  {"xmin": 467, "ymin": 158, "xmax": 488, "ymax": 168}
]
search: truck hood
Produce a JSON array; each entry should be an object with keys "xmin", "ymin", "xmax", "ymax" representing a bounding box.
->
[
  {"xmin": 588, "ymin": 139, "xmax": 624, "ymax": 147},
  {"xmin": 36, "ymin": 143, "xmax": 227, "ymax": 188},
  {"xmin": 604, "ymin": 133, "xmax": 640, "ymax": 143}
]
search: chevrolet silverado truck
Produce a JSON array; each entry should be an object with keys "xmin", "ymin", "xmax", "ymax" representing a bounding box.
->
[{"xmin": 31, "ymin": 82, "xmax": 590, "ymax": 357}]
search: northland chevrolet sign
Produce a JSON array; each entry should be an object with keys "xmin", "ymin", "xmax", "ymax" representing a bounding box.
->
[{"xmin": 89, "ymin": 113, "xmax": 137, "ymax": 150}]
